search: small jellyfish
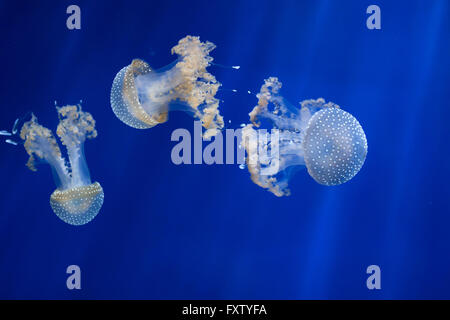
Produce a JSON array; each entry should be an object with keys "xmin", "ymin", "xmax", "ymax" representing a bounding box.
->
[
  {"xmin": 111, "ymin": 35, "xmax": 224, "ymax": 139},
  {"xmin": 2, "ymin": 104, "xmax": 104, "ymax": 225},
  {"xmin": 241, "ymin": 77, "xmax": 368, "ymax": 196}
]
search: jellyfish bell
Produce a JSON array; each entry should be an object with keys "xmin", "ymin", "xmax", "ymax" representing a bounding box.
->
[
  {"xmin": 302, "ymin": 107, "xmax": 367, "ymax": 186},
  {"xmin": 111, "ymin": 35, "xmax": 224, "ymax": 139},
  {"xmin": 111, "ymin": 59, "xmax": 166, "ymax": 130},
  {"xmin": 241, "ymin": 77, "xmax": 368, "ymax": 196},
  {"xmin": 50, "ymin": 182, "xmax": 104, "ymax": 226},
  {"xmin": 7, "ymin": 104, "xmax": 104, "ymax": 226}
]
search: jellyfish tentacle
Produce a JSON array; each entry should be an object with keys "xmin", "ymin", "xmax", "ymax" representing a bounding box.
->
[
  {"xmin": 5, "ymin": 139, "xmax": 18, "ymax": 145},
  {"xmin": 1, "ymin": 112, "xmax": 34, "ymax": 145},
  {"xmin": 0, "ymin": 130, "xmax": 12, "ymax": 136}
]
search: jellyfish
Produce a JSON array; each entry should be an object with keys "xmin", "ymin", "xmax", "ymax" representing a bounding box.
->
[
  {"xmin": 1, "ymin": 104, "xmax": 104, "ymax": 225},
  {"xmin": 241, "ymin": 77, "xmax": 368, "ymax": 196},
  {"xmin": 111, "ymin": 35, "xmax": 225, "ymax": 139}
]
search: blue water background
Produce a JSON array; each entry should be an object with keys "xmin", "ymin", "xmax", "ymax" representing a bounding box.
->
[{"xmin": 0, "ymin": 0, "xmax": 449, "ymax": 299}]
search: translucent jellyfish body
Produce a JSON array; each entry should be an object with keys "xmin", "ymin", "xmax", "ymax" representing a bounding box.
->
[
  {"xmin": 111, "ymin": 35, "xmax": 224, "ymax": 139},
  {"xmin": 5, "ymin": 105, "xmax": 104, "ymax": 225},
  {"xmin": 241, "ymin": 77, "xmax": 367, "ymax": 196}
]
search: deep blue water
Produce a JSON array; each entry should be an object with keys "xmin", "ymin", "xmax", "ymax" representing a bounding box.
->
[{"xmin": 0, "ymin": 0, "xmax": 449, "ymax": 299}]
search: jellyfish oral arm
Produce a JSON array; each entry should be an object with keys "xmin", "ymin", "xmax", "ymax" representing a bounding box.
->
[
  {"xmin": 34, "ymin": 134, "xmax": 72, "ymax": 189},
  {"xmin": 56, "ymin": 105, "xmax": 97, "ymax": 188},
  {"xmin": 66, "ymin": 142, "xmax": 91, "ymax": 188},
  {"xmin": 20, "ymin": 119, "xmax": 72, "ymax": 189},
  {"xmin": 48, "ymin": 155, "xmax": 71, "ymax": 190}
]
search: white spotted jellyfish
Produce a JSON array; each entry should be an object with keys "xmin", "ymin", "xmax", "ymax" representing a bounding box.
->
[
  {"xmin": 110, "ymin": 35, "xmax": 225, "ymax": 139},
  {"xmin": 241, "ymin": 77, "xmax": 368, "ymax": 196},
  {"xmin": 1, "ymin": 104, "xmax": 104, "ymax": 225}
]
